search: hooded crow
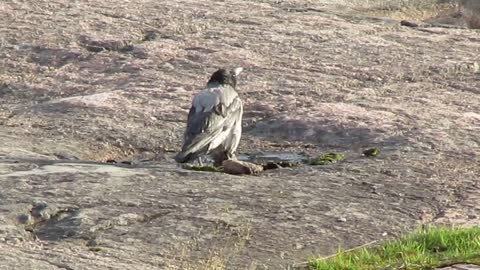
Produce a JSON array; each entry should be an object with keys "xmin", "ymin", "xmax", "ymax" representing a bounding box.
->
[{"xmin": 174, "ymin": 67, "xmax": 244, "ymax": 166}]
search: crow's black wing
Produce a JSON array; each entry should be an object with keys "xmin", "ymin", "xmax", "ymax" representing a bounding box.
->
[{"xmin": 175, "ymin": 95, "xmax": 242, "ymax": 163}]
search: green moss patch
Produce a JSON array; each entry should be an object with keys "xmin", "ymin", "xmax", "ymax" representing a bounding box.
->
[
  {"xmin": 363, "ymin": 148, "xmax": 380, "ymax": 157},
  {"xmin": 308, "ymin": 153, "xmax": 345, "ymax": 165}
]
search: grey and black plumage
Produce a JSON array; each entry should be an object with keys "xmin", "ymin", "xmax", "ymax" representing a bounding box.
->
[{"xmin": 174, "ymin": 67, "xmax": 244, "ymax": 166}]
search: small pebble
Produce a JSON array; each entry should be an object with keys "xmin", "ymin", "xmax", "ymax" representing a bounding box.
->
[
  {"xmin": 162, "ymin": 63, "xmax": 175, "ymax": 70},
  {"xmin": 473, "ymin": 62, "xmax": 479, "ymax": 73},
  {"xmin": 31, "ymin": 201, "xmax": 49, "ymax": 220},
  {"xmin": 16, "ymin": 214, "xmax": 33, "ymax": 225},
  {"xmin": 86, "ymin": 239, "xmax": 97, "ymax": 247},
  {"xmin": 142, "ymin": 31, "xmax": 158, "ymax": 41},
  {"xmin": 336, "ymin": 217, "xmax": 347, "ymax": 223}
]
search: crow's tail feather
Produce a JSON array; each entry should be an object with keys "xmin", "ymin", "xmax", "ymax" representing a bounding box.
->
[
  {"xmin": 174, "ymin": 151, "xmax": 196, "ymax": 163},
  {"xmin": 174, "ymin": 134, "xmax": 218, "ymax": 163}
]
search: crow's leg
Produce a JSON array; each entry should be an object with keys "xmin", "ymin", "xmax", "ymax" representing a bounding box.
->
[{"xmin": 196, "ymin": 156, "xmax": 204, "ymax": 166}]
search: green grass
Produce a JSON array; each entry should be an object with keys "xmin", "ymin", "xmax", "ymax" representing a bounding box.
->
[
  {"xmin": 308, "ymin": 153, "xmax": 345, "ymax": 165},
  {"xmin": 309, "ymin": 226, "xmax": 480, "ymax": 270}
]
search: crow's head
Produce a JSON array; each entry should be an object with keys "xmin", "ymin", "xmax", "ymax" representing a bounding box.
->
[{"xmin": 207, "ymin": 67, "xmax": 243, "ymax": 89}]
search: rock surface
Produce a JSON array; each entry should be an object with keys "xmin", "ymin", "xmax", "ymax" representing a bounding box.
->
[
  {"xmin": 0, "ymin": 0, "xmax": 479, "ymax": 269},
  {"xmin": 437, "ymin": 265, "xmax": 480, "ymax": 270}
]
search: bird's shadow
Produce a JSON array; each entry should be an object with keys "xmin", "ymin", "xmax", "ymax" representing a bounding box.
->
[{"xmin": 243, "ymin": 116, "xmax": 408, "ymax": 151}]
